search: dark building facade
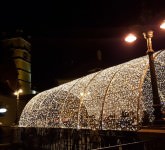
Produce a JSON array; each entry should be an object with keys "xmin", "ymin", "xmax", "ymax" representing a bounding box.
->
[{"xmin": 0, "ymin": 31, "xmax": 34, "ymax": 126}]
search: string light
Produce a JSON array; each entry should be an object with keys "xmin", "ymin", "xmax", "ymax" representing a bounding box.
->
[{"xmin": 19, "ymin": 50, "xmax": 165, "ymax": 131}]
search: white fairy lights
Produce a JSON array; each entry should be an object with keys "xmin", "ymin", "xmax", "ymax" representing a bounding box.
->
[{"xmin": 19, "ymin": 50, "xmax": 165, "ymax": 131}]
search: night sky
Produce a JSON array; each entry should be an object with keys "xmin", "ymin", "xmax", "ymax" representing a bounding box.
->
[{"xmin": 0, "ymin": 0, "xmax": 165, "ymax": 91}]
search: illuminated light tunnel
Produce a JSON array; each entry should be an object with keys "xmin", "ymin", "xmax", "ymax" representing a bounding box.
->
[{"xmin": 19, "ymin": 50, "xmax": 165, "ymax": 131}]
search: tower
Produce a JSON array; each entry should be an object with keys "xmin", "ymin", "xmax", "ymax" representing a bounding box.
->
[{"xmin": 2, "ymin": 32, "xmax": 32, "ymax": 95}]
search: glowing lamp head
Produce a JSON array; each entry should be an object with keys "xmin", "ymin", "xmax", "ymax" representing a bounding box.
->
[
  {"xmin": 124, "ymin": 33, "xmax": 137, "ymax": 43},
  {"xmin": 160, "ymin": 20, "xmax": 165, "ymax": 29},
  {"xmin": 0, "ymin": 108, "xmax": 7, "ymax": 113},
  {"xmin": 14, "ymin": 89, "xmax": 23, "ymax": 95},
  {"xmin": 18, "ymin": 89, "xmax": 23, "ymax": 93}
]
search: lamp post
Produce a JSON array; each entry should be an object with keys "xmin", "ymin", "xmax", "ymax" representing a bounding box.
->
[
  {"xmin": 124, "ymin": 21, "xmax": 165, "ymax": 126},
  {"xmin": 14, "ymin": 89, "xmax": 23, "ymax": 125},
  {"xmin": 143, "ymin": 30, "xmax": 164, "ymax": 125}
]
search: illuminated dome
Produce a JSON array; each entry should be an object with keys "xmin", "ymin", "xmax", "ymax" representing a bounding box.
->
[{"xmin": 19, "ymin": 50, "xmax": 165, "ymax": 131}]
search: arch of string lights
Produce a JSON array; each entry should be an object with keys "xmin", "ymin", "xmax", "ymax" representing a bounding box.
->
[{"xmin": 19, "ymin": 50, "xmax": 165, "ymax": 131}]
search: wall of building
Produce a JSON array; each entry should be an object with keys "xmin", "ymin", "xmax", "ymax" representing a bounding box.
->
[
  {"xmin": 0, "ymin": 95, "xmax": 15, "ymax": 126},
  {"xmin": 2, "ymin": 37, "xmax": 32, "ymax": 95}
]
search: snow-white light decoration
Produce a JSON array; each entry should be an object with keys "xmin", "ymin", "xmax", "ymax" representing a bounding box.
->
[{"xmin": 19, "ymin": 50, "xmax": 165, "ymax": 131}]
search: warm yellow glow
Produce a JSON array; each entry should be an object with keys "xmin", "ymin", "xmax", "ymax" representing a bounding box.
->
[
  {"xmin": 80, "ymin": 92, "xmax": 84, "ymax": 96},
  {"xmin": 14, "ymin": 89, "xmax": 23, "ymax": 95},
  {"xmin": 19, "ymin": 89, "xmax": 23, "ymax": 93},
  {"xmin": 19, "ymin": 50, "xmax": 165, "ymax": 131},
  {"xmin": 125, "ymin": 33, "xmax": 137, "ymax": 43},
  {"xmin": 160, "ymin": 20, "xmax": 165, "ymax": 29}
]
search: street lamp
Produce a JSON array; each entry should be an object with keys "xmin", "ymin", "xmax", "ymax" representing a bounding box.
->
[
  {"xmin": 14, "ymin": 89, "xmax": 23, "ymax": 125},
  {"xmin": 0, "ymin": 107, "xmax": 7, "ymax": 117},
  {"xmin": 124, "ymin": 21, "xmax": 165, "ymax": 126},
  {"xmin": 160, "ymin": 20, "xmax": 165, "ymax": 29},
  {"xmin": 143, "ymin": 30, "xmax": 164, "ymax": 125}
]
